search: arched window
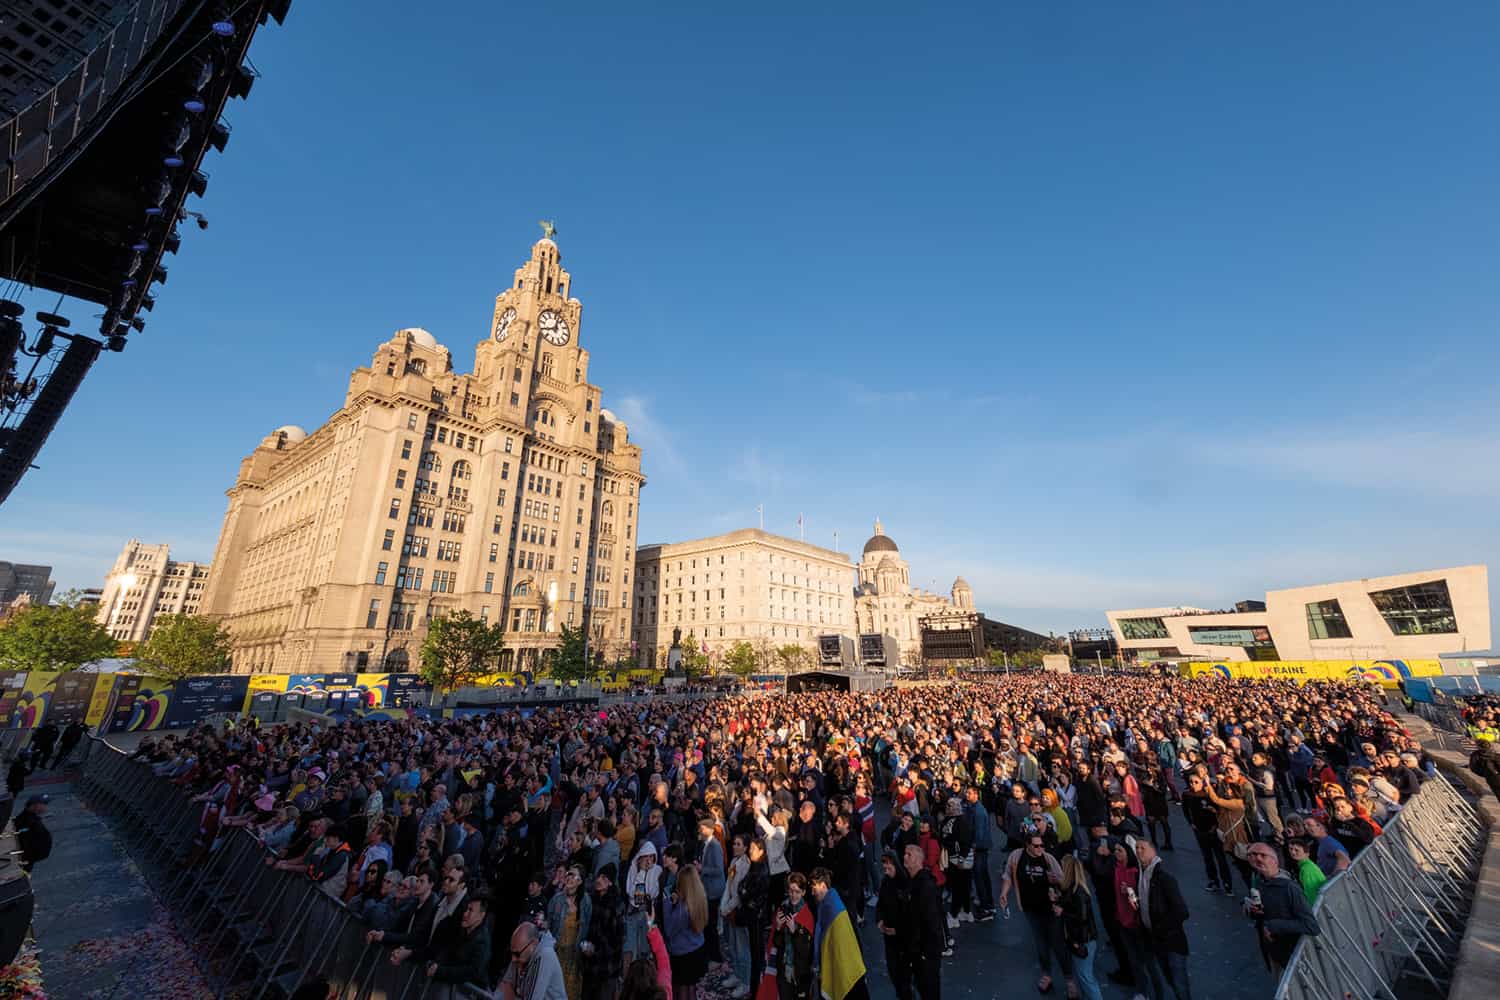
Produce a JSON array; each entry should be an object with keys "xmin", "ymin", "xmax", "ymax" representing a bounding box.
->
[
  {"xmin": 513, "ymin": 580, "xmax": 531, "ymax": 597},
  {"xmin": 451, "ymin": 460, "xmax": 471, "ymax": 482},
  {"xmin": 384, "ymin": 648, "xmax": 409, "ymax": 670}
]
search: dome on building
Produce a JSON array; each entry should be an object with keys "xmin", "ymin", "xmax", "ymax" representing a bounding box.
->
[
  {"xmin": 953, "ymin": 576, "xmax": 971, "ymax": 590},
  {"xmin": 398, "ymin": 327, "xmax": 439, "ymax": 350},
  {"xmin": 599, "ymin": 408, "xmax": 617, "ymax": 423},
  {"xmin": 271, "ymin": 425, "xmax": 307, "ymax": 444},
  {"xmin": 862, "ymin": 518, "xmax": 899, "ymax": 556}
]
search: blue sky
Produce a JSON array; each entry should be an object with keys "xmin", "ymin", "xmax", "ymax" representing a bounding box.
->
[{"xmin": 4, "ymin": 3, "xmax": 1498, "ymax": 637}]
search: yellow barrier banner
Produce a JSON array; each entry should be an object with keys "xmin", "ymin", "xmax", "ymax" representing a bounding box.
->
[
  {"xmin": 242, "ymin": 673, "xmax": 291, "ymax": 712},
  {"xmin": 1183, "ymin": 659, "xmax": 1442, "ymax": 687}
]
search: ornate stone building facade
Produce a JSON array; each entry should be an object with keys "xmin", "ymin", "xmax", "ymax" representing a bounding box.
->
[
  {"xmin": 852, "ymin": 519, "xmax": 971, "ymax": 663},
  {"xmin": 201, "ymin": 235, "xmax": 645, "ymax": 673},
  {"xmin": 97, "ymin": 540, "xmax": 211, "ymax": 642},
  {"xmin": 633, "ymin": 529, "xmax": 854, "ymax": 669}
]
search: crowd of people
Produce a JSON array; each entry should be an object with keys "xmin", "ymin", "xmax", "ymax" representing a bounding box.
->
[{"xmin": 123, "ymin": 670, "xmax": 1438, "ymax": 1000}]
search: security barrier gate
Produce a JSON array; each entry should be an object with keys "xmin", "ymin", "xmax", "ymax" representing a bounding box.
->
[{"xmin": 1275, "ymin": 772, "xmax": 1484, "ymax": 1000}]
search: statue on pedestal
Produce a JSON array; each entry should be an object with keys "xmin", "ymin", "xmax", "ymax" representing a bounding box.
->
[{"xmin": 666, "ymin": 626, "xmax": 685, "ymax": 678}]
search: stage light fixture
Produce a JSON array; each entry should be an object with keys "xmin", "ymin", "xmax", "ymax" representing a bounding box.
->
[
  {"xmin": 140, "ymin": 295, "xmax": 155, "ymax": 313},
  {"xmin": 164, "ymin": 154, "xmax": 185, "ymax": 168},
  {"xmin": 184, "ymin": 98, "xmax": 207, "ymax": 114},
  {"xmin": 164, "ymin": 231, "xmax": 181, "ymax": 254},
  {"xmin": 228, "ymin": 65, "xmax": 255, "ymax": 100},
  {"xmin": 34, "ymin": 330, "xmax": 55, "ymax": 355},
  {"xmin": 120, "ymin": 278, "xmax": 137, "ymax": 289},
  {"xmin": 131, "ymin": 240, "xmax": 150, "ymax": 253},
  {"xmin": 209, "ymin": 121, "xmax": 230, "ymax": 152},
  {"xmin": 212, "ymin": 20, "xmax": 235, "ymax": 38},
  {"xmin": 35, "ymin": 313, "xmax": 69, "ymax": 329},
  {"xmin": 152, "ymin": 265, "xmax": 169, "ymax": 286},
  {"xmin": 188, "ymin": 170, "xmax": 209, "ymax": 198},
  {"xmin": 145, "ymin": 206, "xmax": 164, "ymax": 217},
  {"xmin": 170, "ymin": 118, "xmax": 192, "ymax": 152},
  {"xmin": 107, "ymin": 335, "xmax": 127, "ymax": 353},
  {"xmin": 130, "ymin": 317, "xmax": 146, "ymax": 333}
]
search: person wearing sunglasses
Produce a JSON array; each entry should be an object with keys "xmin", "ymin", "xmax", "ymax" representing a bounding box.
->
[{"xmin": 500, "ymin": 920, "xmax": 568, "ymax": 1000}]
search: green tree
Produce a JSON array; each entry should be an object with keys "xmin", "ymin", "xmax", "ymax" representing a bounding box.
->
[
  {"xmin": 0, "ymin": 598, "xmax": 116, "ymax": 672},
  {"xmin": 419, "ymin": 610, "xmax": 506, "ymax": 691},
  {"xmin": 549, "ymin": 622, "xmax": 594, "ymax": 683},
  {"xmin": 724, "ymin": 641, "xmax": 758, "ymax": 678},
  {"xmin": 679, "ymin": 633, "xmax": 711, "ymax": 679},
  {"xmin": 775, "ymin": 643, "xmax": 808, "ymax": 674},
  {"xmin": 133, "ymin": 613, "xmax": 232, "ymax": 681}
]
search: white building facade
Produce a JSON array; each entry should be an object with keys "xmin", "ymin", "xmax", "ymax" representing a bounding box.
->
[
  {"xmin": 852, "ymin": 520, "xmax": 971, "ymax": 665},
  {"xmin": 1107, "ymin": 565, "xmax": 1491, "ymax": 664},
  {"xmin": 633, "ymin": 529, "xmax": 855, "ymax": 669},
  {"xmin": 97, "ymin": 540, "xmax": 212, "ymax": 642}
]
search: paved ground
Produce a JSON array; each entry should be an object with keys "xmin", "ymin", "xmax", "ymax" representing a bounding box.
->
[{"xmin": 24, "ymin": 767, "xmax": 213, "ymax": 999}]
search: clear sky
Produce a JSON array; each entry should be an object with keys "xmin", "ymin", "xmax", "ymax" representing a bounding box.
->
[{"xmin": 4, "ymin": 3, "xmax": 1498, "ymax": 637}]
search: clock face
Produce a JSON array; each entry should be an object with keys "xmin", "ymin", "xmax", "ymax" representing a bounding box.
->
[
  {"xmin": 537, "ymin": 309, "xmax": 571, "ymax": 346},
  {"xmin": 493, "ymin": 306, "xmax": 516, "ymax": 341}
]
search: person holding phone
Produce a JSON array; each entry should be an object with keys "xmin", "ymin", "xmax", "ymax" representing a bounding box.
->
[{"xmin": 768, "ymin": 873, "xmax": 815, "ymax": 1000}]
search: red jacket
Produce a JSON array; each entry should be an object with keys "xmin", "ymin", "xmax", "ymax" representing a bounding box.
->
[{"xmin": 919, "ymin": 832, "xmax": 945, "ymax": 887}]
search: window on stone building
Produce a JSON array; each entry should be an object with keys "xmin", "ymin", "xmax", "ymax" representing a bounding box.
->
[
  {"xmin": 375, "ymin": 562, "xmax": 388, "ymax": 585},
  {"xmin": 484, "ymin": 573, "xmax": 494, "ymax": 594},
  {"xmin": 382, "ymin": 530, "xmax": 394, "ymax": 551},
  {"xmin": 389, "ymin": 499, "xmax": 400, "ymax": 519},
  {"xmin": 401, "ymin": 439, "xmax": 413, "ymax": 459}
]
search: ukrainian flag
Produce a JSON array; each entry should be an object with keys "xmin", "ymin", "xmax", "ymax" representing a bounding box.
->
[{"xmin": 814, "ymin": 889, "xmax": 868, "ymax": 1000}]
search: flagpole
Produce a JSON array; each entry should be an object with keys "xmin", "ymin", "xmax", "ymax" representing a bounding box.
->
[{"xmin": 757, "ymin": 504, "xmax": 764, "ymax": 530}]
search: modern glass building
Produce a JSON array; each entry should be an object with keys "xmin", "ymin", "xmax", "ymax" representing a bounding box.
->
[{"xmin": 1106, "ymin": 565, "xmax": 1490, "ymax": 664}]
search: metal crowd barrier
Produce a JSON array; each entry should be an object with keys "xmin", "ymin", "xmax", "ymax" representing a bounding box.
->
[
  {"xmin": 1275, "ymin": 772, "xmax": 1485, "ymax": 1000},
  {"xmin": 1410, "ymin": 700, "xmax": 1474, "ymax": 754},
  {"xmin": 75, "ymin": 736, "xmax": 493, "ymax": 1000}
]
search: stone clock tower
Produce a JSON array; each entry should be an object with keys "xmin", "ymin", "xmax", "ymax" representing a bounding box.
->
[{"xmin": 201, "ymin": 229, "xmax": 646, "ymax": 673}]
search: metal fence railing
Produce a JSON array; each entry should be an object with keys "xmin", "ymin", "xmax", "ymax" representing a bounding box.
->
[
  {"xmin": 74, "ymin": 736, "xmax": 492, "ymax": 1000},
  {"xmin": 1410, "ymin": 700, "xmax": 1475, "ymax": 754},
  {"xmin": 1274, "ymin": 771, "xmax": 1485, "ymax": 1000}
]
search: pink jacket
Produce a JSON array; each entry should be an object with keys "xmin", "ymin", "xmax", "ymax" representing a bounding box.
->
[{"xmin": 648, "ymin": 924, "xmax": 672, "ymax": 991}]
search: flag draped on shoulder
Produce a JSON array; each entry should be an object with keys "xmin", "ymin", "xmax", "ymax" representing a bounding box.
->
[
  {"xmin": 814, "ymin": 890, "xmax": 868, "ymax": 1000},
  {"xmin": 755, "ymin": 903, "xmax": 816, "ymax": 1000}
]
